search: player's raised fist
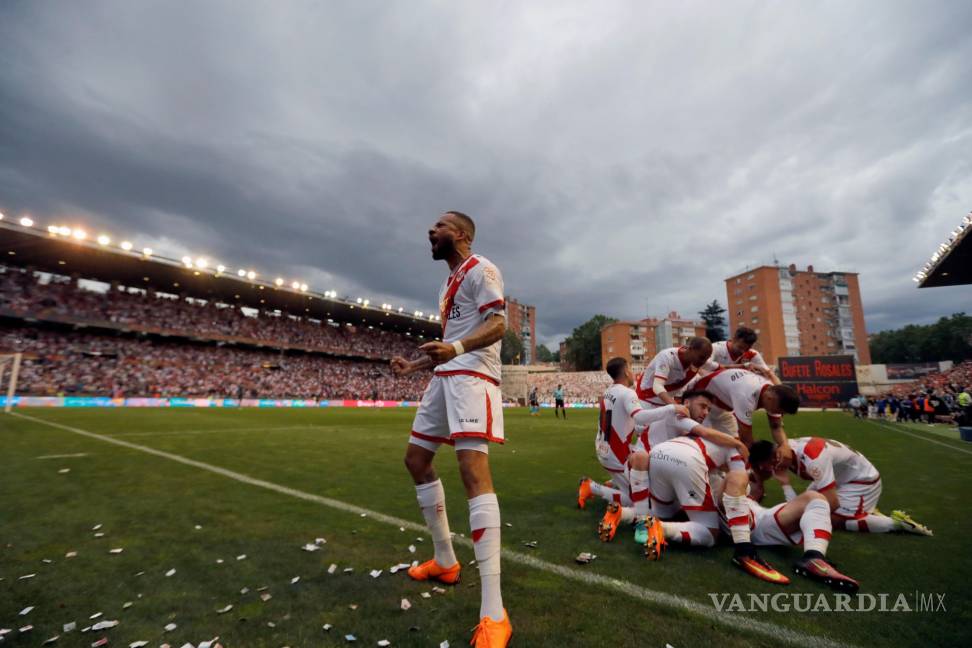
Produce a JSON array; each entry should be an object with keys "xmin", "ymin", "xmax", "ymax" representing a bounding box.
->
[
  {"xmin": 419, "ymin": 341, "xmax": 456, "ymax": 363},
  {"xmin": 390, "ymin": 356, "xmax": 412, "ymax": 376}
]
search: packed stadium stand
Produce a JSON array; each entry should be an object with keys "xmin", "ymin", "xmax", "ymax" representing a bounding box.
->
[
  {"xmin": 0, "ymin": 221, "xmax": 442, "ymax": 400},
  {"xmin": 526, "ymin": 371, "xmax": 611, "ymax": 404}
]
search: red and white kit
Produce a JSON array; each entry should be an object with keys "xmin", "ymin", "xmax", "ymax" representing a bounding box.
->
[
  {"xmin": 636, "ymin": 346, "xmax": 700, "ymax": 407},
  {"xmin": 647, "ymin": 435, "xmax": 747, "ymax": 528},
  {"xmin": 703, "ymin": 340, "xmax": 770, "ymax": 373},
  {"xmin": 691, "ymin": 368, "xmax": 779, "ymax": 436},
  {"xmin": 410, "ymin": 254, "xmax": 505, "ymax": 449},
  {"xmin": 788, "ymin": 437, "xmax": 882, "ymax": 519},
  {"xmin": 721, "ymin": 499, "xmax": 801, "ymax": 546}
]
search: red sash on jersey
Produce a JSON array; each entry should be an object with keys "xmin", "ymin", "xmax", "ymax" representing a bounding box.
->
[
  {"xmin": 689, "ymin": 368, "xmax": 733, "ymax": 411},
  {"xmin": 440, "ymin": 255, "xmax": 480, "ymax": 337}
]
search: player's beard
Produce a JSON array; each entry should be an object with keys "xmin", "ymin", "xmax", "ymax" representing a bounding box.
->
[{"xmin": 431, "ymin": 236, "xmax": 454, "ymax": 260}]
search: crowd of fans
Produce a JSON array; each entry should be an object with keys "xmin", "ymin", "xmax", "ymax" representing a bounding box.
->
[
  {"xmin": 849, "ymin": 361, "xmax": 972, "ymax": 425},
  {"xmin": 1, "ymin": 326, "xmax": 429, "ymax": 401},
  {"xmin": 527, "ymin": 371, "xmax": 611, "ymax": 404},
  {"xmin": 0, "ymin": 267, "xmax": 418, "ymax": 359}
]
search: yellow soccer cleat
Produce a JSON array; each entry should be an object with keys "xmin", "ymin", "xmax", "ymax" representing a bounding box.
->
[
  {"xmin": 891, "ymin": 510, "xmax": 934, "ymax": 536},
  {"xmin": 470, "ymin": 609, "xmax": 512, "ymax": 648},
  {"xmin": 407, "ymin": 558, "xmax": 461, "ymax": 584},
  {"xmin": 598, "ymin": 502, "xmax": 623, "ymax": 542}
]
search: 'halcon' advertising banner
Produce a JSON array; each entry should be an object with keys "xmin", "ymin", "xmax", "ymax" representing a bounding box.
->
[{"xmin": 777, "ymin": 355, "xmax": 858, "ymax": 409}]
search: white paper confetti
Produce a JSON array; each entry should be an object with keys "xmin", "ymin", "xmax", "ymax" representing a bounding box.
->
[
  {"xmin": 315, "ymin": 537, "xmax": 326, "ymax": 545},
  {"xmin": 42, "ymin": 559, "xmax": 53, "ymax": 564},
  {"xmin": 109, "ymin": 548, "xmax": 124, "ymax": 554},
  {"xmin": 408, "ymin": 545, "xmax": 416, "ymax": 554},
  {"xmin": 215, "ymin": 559, "xmax": 223, "ymax": 564},
  {"xmin": 92, "ymin": 524, "xmax": 102, "ymax": 531},
  {"xmin": 322, "ymin": 624, "xmax": 333, "ymax": 631},
  {"xmin": 93, "ymin": 533, "xmax": 105, "ymax": 538},
  {"xmin": 432, "ymin": 586, "xmax": 446, "ymax": 594},
  {"xmin": 290, "ymin": 576, "xmax": 300, "ymax": 584},
  {"xmin": 88, "ymin": 613, "xmax": 102, "ymax": 620},
  {"xmin": 266, "ymin": 622, "xmax": 276, "ymax": 628},
  {"xmin": 42, "ymin": 635, "xmax": 59, "ymax": 645},
  {"xmin": 122, "ymin": 602, "xmax": 133, "ymax": 609},
  {"xmin": 194, "ymin": 525, "xmax": 202, "ymax": 530},
  {"xmin": 19, "ymin": 573, "xmax": 36, "ymax": 580},
  {"xmin": 63, "ymin": 623, "xmax": 76, "ymax": 633},
  {"xmin": 19, "ymin": 606, "xmax": 33, "ymax": 616},
  {"xmin": 240, "ymin": 587, "xmax": 250, "ymax": 594},
  {"xmin": 440, "ymin": 641, "xmax": 450, "ymax": 648},
  {"xmin": 378, "ymin": 641, "xmax": 391, "ymax": 647},
  {"xmin": 327, "ymin": 563, "xmax": 338, "ymax": 574},
  {"xmin": 90, "ymin": 638, "xmax": 108, "ymax": 647},
  {"xmin": 91, "ymin": 620, "xmax": 118, "ymax": 631},
  {"xmin": 216, "ymin": 605, "xmax": 232, "ymax": 614},
  {"xmin": 301, "ymin": 544, "xmax": 320, "ymax": 552},
  {"xmin": 505, "ymin": 523, "xmax": 512, "ymax": 528},
  {"xmin": 165, "ymin": 569, "xmax": 176, "ymax": 577},
  {"xmin": 58, "ymin": 468, "xmax": 70, "ymax": 474},
  {"xmin": 349, "ymin": 604, "xmax": 358, "ymax": 610},
  {"xmin": 236, "ymin": 554, "xmax": 247, "ymax": 561},
  {"xmin": 369, "ymin": 569, "xmax": 382, "ymax": 578},
  {"xmin": 164, "ymin": 623, "xmax": 177, "ymax": 632},
  {"xmin": 421, "ymin": 592, "xmax": 431, "ymax": 599},
  {"xmin": 19, "ymin": 625, "xmax": 33, "ymax": 633},
  {"xmin": 359, "ymin": 513, "xmax": 367, "ymax": 518},
  {"xmin": 260, "ymin": 593, "xmax": 272, "ymax": 602},
  {"xmin": 400, "ymin": 598, "xmax": 411, "ymax": 611},
  {"xmin": 128, "ymin": 642, "xmax": 148, "ymax": 648},
  {"xmin": 65, "ymin": 551, "xmax": 77, "ymax": 558},
  {"xmin": 345, "ymin": 635, "xmax": 357, "ymax": 642},
  {"xmin": 343, "ymin": 567, "xmax": 354, "ymax": 574}
]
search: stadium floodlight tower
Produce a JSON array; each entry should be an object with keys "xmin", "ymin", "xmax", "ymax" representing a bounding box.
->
[{"xmin": 0, "ymin": 351, "xmax": 23, "ymax": 413}]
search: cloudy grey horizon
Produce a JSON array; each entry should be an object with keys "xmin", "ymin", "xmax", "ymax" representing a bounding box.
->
[{"xmin": 2, "ymin": 1, "xmax": 970, "ymax": 349}]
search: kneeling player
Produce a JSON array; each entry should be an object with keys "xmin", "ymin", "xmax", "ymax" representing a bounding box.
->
[{"xmin": 749, "ymin": 438, "xmax": 933, "ymax": 536}]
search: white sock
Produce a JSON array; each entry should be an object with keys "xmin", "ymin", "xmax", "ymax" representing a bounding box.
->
[
  {"xmin": 662, "ymin": 521, "xmax": 715, "ymax": 547},
  {"xmin": 800, "ymin": 499, "xmax": 832, "ymax": 554},
  {"xmin": 722, "ymin": 494, "xmax": 752, "ymax": 544},
  {"xmin": 619, "ymin": 506, "xmax": 636, "ymax": 523},
  {"xmin": 415, "ymin": 480, "xmax": 457, "ymax": 567},
  {"xmin": 844, "ymin": 514, "xmax": 898, "ymax": 533},
  {"xmin": 589, "ymin": 480, "xmax": 622, "ymax": 502},
  {"xmin": 629, "ymin": 468, "xmax": 651, "ymax": 517},
  {"xmin": 469, "ymin": 493, "xmax": 504, "ymax": 622}
]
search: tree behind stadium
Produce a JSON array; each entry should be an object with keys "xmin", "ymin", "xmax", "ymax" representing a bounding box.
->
[
  {"xmin": 870, "ymin": 313, "xmax": 972, "ymax": 363},
  {"xmin": 564, "ymin": 314, "xmax": 617, "ymax": 371},
  {"xmin": 501, "ymin": 328, "xmax": 525, "ymax": 364},
  {"xmin": 698, "ymin": 300, "xmax": 727, "ymax": 342}
]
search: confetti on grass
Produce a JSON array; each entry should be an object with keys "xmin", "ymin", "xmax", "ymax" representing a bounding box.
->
[
  {"xmin": 400, "ymin": 598, "xmax": 412, "ymax": 611},
  {"xmin": 165, "ymin": 569, "xmax": 176, "ymax": 577},
  {"xmin": 19, "ymin": 607, "xmax": 33, "ymax": 616},
  {"xmin": 328, "ymin": 564, "xmax": 338, "ymax": 574},
  {"xmin": 216, "ymin": 605, "xmax": 233, "ymax": 614}
]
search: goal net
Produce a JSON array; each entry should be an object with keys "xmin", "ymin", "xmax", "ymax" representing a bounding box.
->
[{"xmin": 0, "ymin": 352, "xmax": 23, "ymax": 413}]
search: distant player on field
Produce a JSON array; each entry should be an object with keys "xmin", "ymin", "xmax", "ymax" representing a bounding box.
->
[
  {"xmin": 391, "ymin": 211, "xmax": 512, "ymax": 647},
  {"xmin": 528, "ymin": 386, "xmax": 539, "ymax": 416},
  {"xmin": 553, "ymin": 384, "xmax": 567, "ymax": 419},
  {"xmin": 702, "ymin": 326, "xmax": 780, "ymax": 385},
  {"xmin": 748, "ymin": 438, "xmax": 933, "ymax": 536}
]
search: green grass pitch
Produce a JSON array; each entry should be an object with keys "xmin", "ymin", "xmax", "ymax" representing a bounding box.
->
[{"xmin": 1, "ymin": 408, "xmax": 970, "ymax": 647}]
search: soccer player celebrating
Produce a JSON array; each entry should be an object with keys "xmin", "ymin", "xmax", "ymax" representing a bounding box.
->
[
  {"xmin": 553, "ymin": 384, "xmax": 567, "ymax": 419},
  {"xmin": 636, "ymin": 338, "xmax": 713, "ymax": 408},
  {"xmin": 702, "ymin": 326, "xmax": 781, "ymax": 385},
  {"xmin": 391, "ymin": 212, "xmax": 511, "ymax": 647},
  {"xmin": 748, "ymin": 438, "xmax": 933, "ymax": 536}
]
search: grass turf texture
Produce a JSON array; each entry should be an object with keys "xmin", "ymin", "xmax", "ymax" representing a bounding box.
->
[{"xmin": 0, "ymin": 408, "xmax": 969, "ymax": 647}]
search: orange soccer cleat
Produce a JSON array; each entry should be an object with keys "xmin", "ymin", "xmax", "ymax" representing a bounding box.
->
[
  {"xmin": 407, "ymin": 558, "xmax": 461, "ymax": 584},
  {"xmin": 577, "ymin": 477, "xmax": 595, "ymax": 509},
  {"xmin": 643, "ymin": 515, "xmax": 668, "ymax": 561},
  {"xmin": 598, "ymin": 502, "xmax": 623, "ymax": 542},
  {"xmin": 732, "ymin": 551, "xmax": 791, "ymax": 585},
  {"xmin": 470, "ymin": 609, "xmax": 512, "ymax": 647}
]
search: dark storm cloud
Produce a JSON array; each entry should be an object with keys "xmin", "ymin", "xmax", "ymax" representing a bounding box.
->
[{"xmin": 1, "ymin": 0, "xmax": 971, "ymax": 347}]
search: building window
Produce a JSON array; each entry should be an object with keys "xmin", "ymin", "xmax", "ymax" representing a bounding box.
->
[{"xmin": 751, "ymin": 306, "xmax": 758, "ymax": 312}]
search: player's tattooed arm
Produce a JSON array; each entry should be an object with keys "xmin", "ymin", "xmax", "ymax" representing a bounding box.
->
[
  {"xmin": 418, "ymin": 313, "xmax": 505, "ymax": 363},
  {"xmin": 390, "ymin": 354, "xmax": 435, "ymax": 376}
]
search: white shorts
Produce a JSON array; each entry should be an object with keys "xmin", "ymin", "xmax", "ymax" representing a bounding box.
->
[
  {"xmin": 833, "ymin": 478, "xmax": 882, "ymax": 519},
  {"xmin": 594, "ymin": 436, "xmax": 633, "ymax": 505},
  {"xmin": 647, "ymin": 440, "xmax": 719, "ymax": 528},
  {"xmin": 750, "ymin": 501, "xmax": 800, "ymax": 546},
  {"xmin": 704, "ymin": 407, "xmax": 739, "ymax": 437},
  {"xmin": 409, "ymin": 373, "xmax": 504, "ymax": 454}
]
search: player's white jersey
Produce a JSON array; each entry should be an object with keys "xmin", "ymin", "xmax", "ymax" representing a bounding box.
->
[
  {"xmin": 788, "ymin": 437, "xmax": 880, "ymax": 493},
  {"xmin": 703, "ymin": 341, "xmax": 769, "ymax": 373},
  {"xmin": 642, "ymin": 407, "xmax": 698, "ymax": 452},
  {"xmin": 434, "ymin": 254, "xmax": 505, "ymax": 382},
  {"xmin": 636, "ymin": 346, "xmax": 700, "ymax": 406},
  {"xmin": 597, "ymin": 383, "xmax": 643, "ymax": 470},
  {"xmin": 693, "ymin": 368, "xmax": 779, "ymax": 428}
]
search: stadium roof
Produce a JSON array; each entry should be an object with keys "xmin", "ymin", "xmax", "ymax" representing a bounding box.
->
[
  {"xmin": 914, "ymin": 212, "xmax": 972, "ymax": 288},
  {"xmin": 0, "ymin": 219, "xmax": 442, "ymax": 338}
]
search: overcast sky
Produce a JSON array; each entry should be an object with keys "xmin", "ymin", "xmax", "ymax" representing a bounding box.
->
[{"xmin": 2, "ymin": 1, "xmax": 970, "ymax": 347}]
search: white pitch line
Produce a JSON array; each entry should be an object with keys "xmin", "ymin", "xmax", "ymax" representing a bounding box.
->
[
  {"xmin": 868, "ymin": 420, "xmax": 972, "ymax": 456},
  {"xmin": 35, "ymin": 452, "xmax": 89, "ymax": 459},
  {"xmin": 10, "ymin": 412, "xmax": 851, "ymax": 648},
  {"xmin": 109, "ymin": 425, "xmax": 331, "ymax": 437}
]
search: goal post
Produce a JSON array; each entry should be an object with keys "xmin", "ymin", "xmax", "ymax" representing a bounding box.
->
[{"xmin": 0, "ymin": 352, "xmax": 23, "ymax": 413}]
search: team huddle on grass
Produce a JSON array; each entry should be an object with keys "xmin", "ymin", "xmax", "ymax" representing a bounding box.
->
[{"xmin": 578, "ymin": 329, "xmax": 934, "ymax": 592}]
